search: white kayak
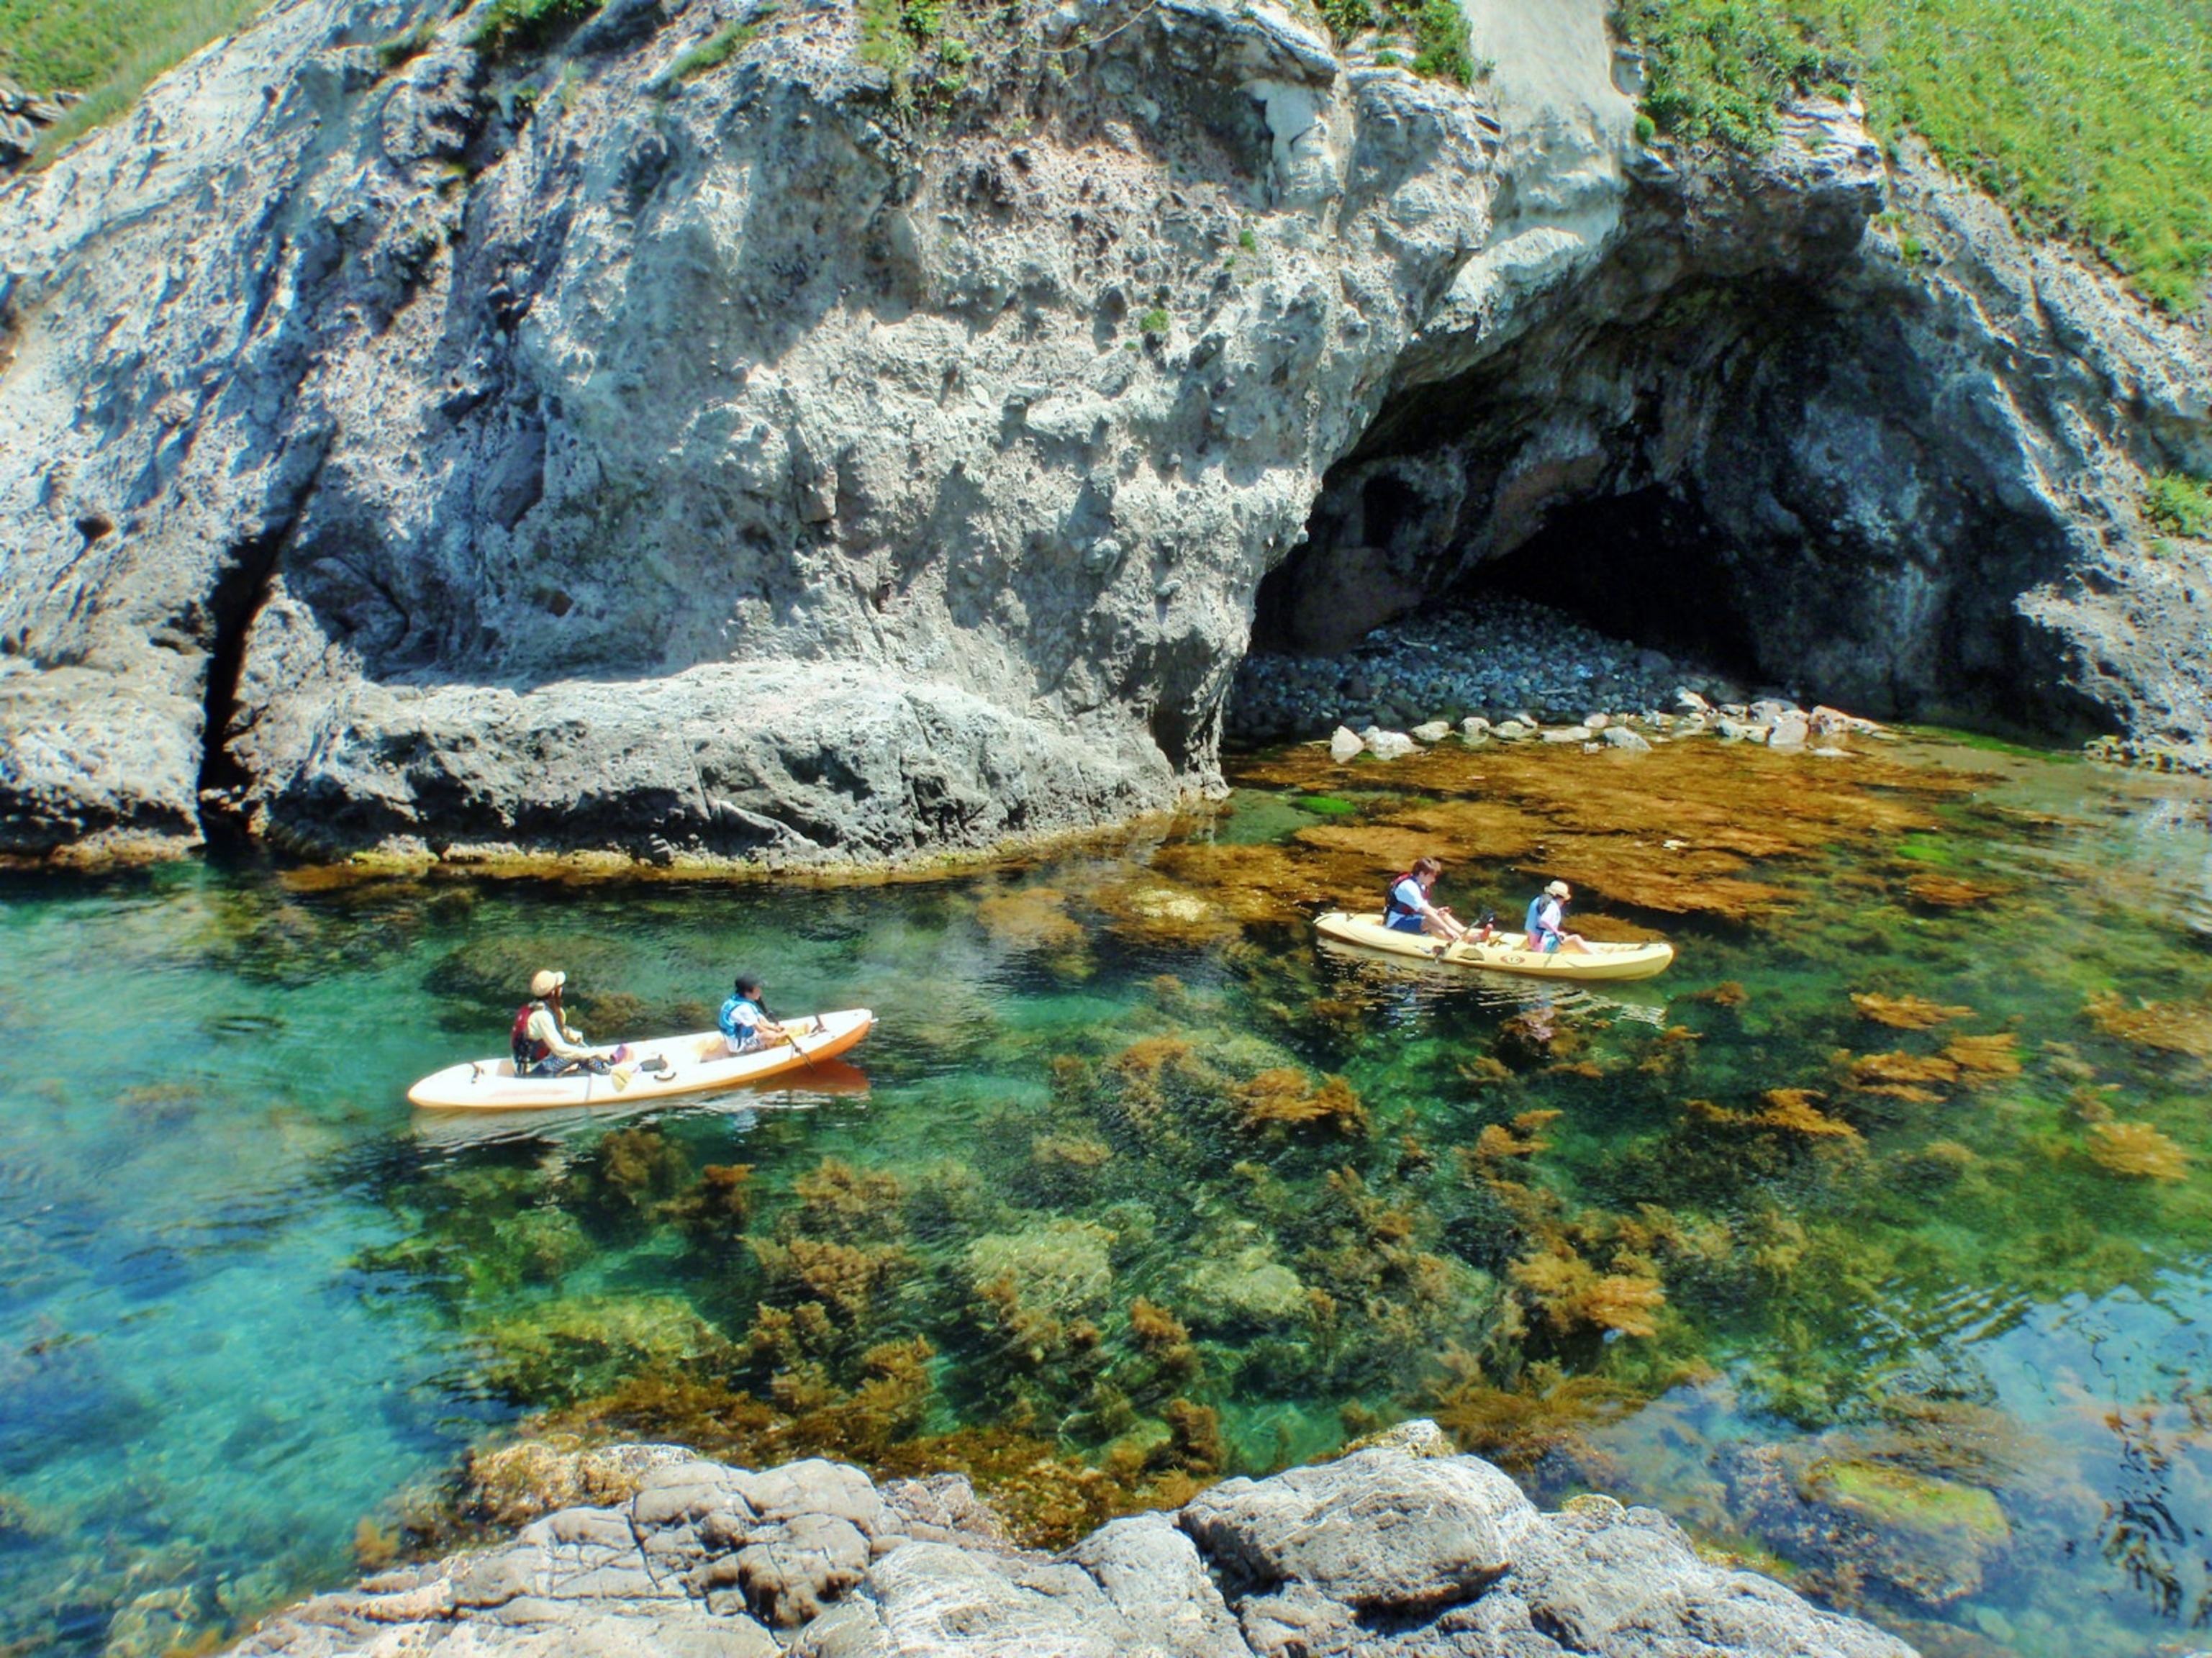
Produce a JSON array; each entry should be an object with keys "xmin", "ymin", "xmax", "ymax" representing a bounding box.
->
[
  {"xmin": 1315, "ymin": 912, "xmax": 1674, "ymax": 982},
  {"xmin": 406, "ymin": 1007, "xmax": 877, "ymax": 1110}
]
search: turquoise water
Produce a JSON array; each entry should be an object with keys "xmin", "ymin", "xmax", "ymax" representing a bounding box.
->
[{"xmin": 5, "ymin": 735, "xmax": 2212, "ymax": 1656}]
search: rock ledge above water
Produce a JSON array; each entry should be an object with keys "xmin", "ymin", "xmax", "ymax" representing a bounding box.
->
[{"xmin": 230, "ymin": 1426, "xmax": 1916, "ymax": 1657}]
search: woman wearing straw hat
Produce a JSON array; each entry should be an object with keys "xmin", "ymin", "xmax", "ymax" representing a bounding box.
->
[
  {"xmin": 512, "ymin": 969, "xmax": 621, "ymax": 1075},
  {"xmin": 1524, "ymin": 880, "xmax": 1590, "ymax": 954}
]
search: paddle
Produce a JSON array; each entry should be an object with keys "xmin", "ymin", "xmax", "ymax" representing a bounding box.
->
[{"xmin": 758, "ymin": 998, "xmax": 828, "ymax": 1073}]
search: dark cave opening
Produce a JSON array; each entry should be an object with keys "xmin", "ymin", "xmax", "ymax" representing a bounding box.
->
[
  {"xmin": 1249, "ymin": 481, "xmax": 1769, "ymax": 694},
  {"xmin": 1464, "ymin": 486, "xmax": 1768, "ymax": 692},
  {"xmin": 195, "ymin": 532, "xmax": 286, "ymax": 853}
]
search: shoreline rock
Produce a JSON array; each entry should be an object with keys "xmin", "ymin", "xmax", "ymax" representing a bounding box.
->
[{"xmin": 227, "ymin": 1427, "xmax": 1917, "ymax": 1657}]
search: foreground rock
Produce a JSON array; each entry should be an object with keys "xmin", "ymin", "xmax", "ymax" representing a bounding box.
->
[{"xmin": 230, "ymin": 1428, "xmax": 1915, "ymax": 1657}]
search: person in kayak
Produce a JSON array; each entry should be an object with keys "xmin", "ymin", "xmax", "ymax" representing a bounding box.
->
[
  {"xmin": 719, "ymin": 974, "xmax": 791, "ymax": 1055},
  {"xmin": 1384, "ymin": 857, "xmax": 1472, "ymax": 944},
  {"xmin": 512, "ymin": 969, "xmax": 620, "ymax": 1075},
  {"xmin": 1525, "ymin": 880, "xmax": 1591, "ymax": 953}
]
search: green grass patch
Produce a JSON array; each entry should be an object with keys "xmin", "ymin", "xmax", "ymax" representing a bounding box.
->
[
  {"xmin": 0, "ymin": 0, "xmax": 268, "ymax": 157},
  {"xmin": 1313, "ymin": 0, "xmax": 1481, "ymax": 85},
  {"xmin": 1137, "ymin": 306, "xmax": 1170, "ymax": 336},
  {"xmin": 471, "ymin": 0, "xmax": 600, "ymax": 61},
  {"xmin": 2145, "ymin": 471, "xmax": 2212, "ymax": 539},
  {"xmin": 667, "ymin": 12, "xmax": 768, "ymax": 82},
  {"xmin": 1294, "ymin": 794, "xmax": 1359, "ymax": 816},
  {"xmin": 1613, "ymin": 0, "xmax": 2212, "ymax": 312}
]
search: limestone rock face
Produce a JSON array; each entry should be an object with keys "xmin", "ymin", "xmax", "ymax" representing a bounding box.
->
[
  {"xmin": 229, "ymin": 1433, "xmax": 1917, "ymax": 1658},
  {"xmin": 1, "ymin": 0, "xmax": 2208, "ymax": 864},
  {"xmin": 0, "ymin": 0, "xmax": 1491, "ymax": 862}
]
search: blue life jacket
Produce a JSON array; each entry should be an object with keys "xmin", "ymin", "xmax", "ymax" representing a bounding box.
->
[
  {"xmin": 719, "ymin": 993, "xmax": 763, "ymax": 1045},
  {"xmin": 1525, "ymin": 896, "xmax": 1550, "ymax": 940}
]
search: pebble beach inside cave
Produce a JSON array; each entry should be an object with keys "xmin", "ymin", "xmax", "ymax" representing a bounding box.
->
[{"xmin": 6, "ymin": 710, "xmax": 2212, "ymax": 1658}]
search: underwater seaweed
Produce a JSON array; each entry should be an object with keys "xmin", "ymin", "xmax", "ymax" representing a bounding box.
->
[
  {"xmin": 1904, "ymin": 874, "xmax": 2004, "ymax": 908},
  {"xmin": 1753, "ymin": 1090, "xmax": 1862, "ymax": 1140},
  {"xmin": 2084, "ymin": 1121, "xmax": 2190, "ymax": 1180},
  {"xmin": 2085, "ymin": 990, "xmax": 2212, "ymax": 1059},
  {"xmin": 1230, "ymin": 1069, "xmax": 1371, "ymax": 1136},
  {"xmin": 786, "ymin": 1159, "xmax": 907, "ymax": 1245},
  {"xmin": 1425, "ymin": 1354, "xmax": 1638, "ymax": 1477},
  {"xmin": 1941, "ymin": 1033, "xmax": 2022, "ymax": 1081},
  {"xmin": 661, "ymin": 1164, "xmax": 756, "ymax": 1244},
  {"xmin": 1849, "ymin": 1051, "xmax": 1961, "ymax": 1089},
  {"xmin": 1851, "ymin": 993, "xmax": 1975, "ymax": 1030},
  {"xmin": 1508, "ymin": 1241, "xmax": 1667, "ymax": 1340}
]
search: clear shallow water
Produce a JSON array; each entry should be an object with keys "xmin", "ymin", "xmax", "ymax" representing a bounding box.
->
[{"xmin": 4, "ymin": 735, "xmax": 2212, "ymax": 1656}]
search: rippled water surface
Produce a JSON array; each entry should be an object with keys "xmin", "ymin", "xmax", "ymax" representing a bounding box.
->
[{"xmin": 6, "ymin": 733, "xmax": 2212, "ymax": 1657}]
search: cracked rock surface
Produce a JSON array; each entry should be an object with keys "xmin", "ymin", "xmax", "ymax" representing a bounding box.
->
[
  {"xmin": 230, "ymin": 1428, "xmax": 1916, "ymax": 1657},
  {"xmin": 3, "ymin": 0, "xmax": 2207, "ymax": 865}
]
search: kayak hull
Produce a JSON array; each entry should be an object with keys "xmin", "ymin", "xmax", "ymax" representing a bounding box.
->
[
  {"xmin": 407, "ymin": 1007, "xmax": 876, "ymax": 1110},
  {"xmin": 1315, "ymin": 912, "xmax": 1674, "ymax": 982}
]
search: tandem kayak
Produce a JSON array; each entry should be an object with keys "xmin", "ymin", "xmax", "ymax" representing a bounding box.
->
[
  {"xmin": 1314, "ymin": 912, "xmax": 1674, "ymax": 982},
  {"xmin": 406, "ymin": 1007, "xmax": 876, "ymax": 1110}
]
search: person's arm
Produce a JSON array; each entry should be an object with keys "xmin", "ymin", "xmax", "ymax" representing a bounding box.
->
[{"xmin": 529, "ymin": 1006, "xmax": 598, "ymax": 1059}]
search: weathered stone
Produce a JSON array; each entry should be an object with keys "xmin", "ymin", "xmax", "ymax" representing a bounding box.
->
[
  {"xmin": 1603, "ymin": 724, "xmax": 1654, "ymax": 753},
  {"xmin": 1769, "ymin": 710, "xmax": 1810, "ymax": 748},
  {"xmin": 735, "ymin": 1512, "xmax": 872, "ymax": 1626},
  {"xmin": 1328, "ymin": 725, "xmax": 1364, "ymax": 763},
  {"xmin": 1353, "ymin": 726, "xmax": 1413, "ymax": 759},
  {"xmin": 1410, "ymin": 720, "xmax": 1452, "ymax": 743},
  {"xmin": 9, "ymin": 0, "xmax": 2199, "ymax": 863},
  {"xmin": 1179, "ymin": 1448, "xmax": 1538, "ymax": 1612}
]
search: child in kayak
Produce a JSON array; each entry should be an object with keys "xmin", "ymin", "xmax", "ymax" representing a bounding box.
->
[
  {"xmin": 719, "ymin": 974, "xmax": 791, "ymax": 1055},
  {"xmin": 1525, "ymin": 880, "xmax": 1590, "ymax": 954}
]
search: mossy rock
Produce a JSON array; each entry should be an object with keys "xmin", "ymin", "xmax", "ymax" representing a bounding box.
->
[
  {"xmin": 1805, "ymin": 1459, "xmax": 2008, "ymax": 1546},
  {"xmin": 476, "ymin": 1295, "xmax": 729, "ymax": 1403},
  {"xmin": 1184, "ymin": 1243, "xmax": 1311, "ymax": 1331},
  {"xmin": 967, "ymin": 1219, "xmax": 1116, "ymax": 1316}
]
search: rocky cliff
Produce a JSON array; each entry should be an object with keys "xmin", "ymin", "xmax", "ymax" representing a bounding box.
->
[
  {"xmin": 1, "ymin": 0, "xmax": 2206, "ymax": 866},
  {"xmin": 225, "ymin": 1427, "xmax": 1918, "ymax": 1657}
]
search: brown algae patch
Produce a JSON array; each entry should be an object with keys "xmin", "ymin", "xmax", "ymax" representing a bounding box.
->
[
  {"xmin": 2084, "ymin": 1121, "xmax": 2190, "ymax": 1179},
  {"xmin": 2085, "ymin": 990, "xmax": 2212, "ymax": 1059},
  {"xmin": 1853, "ymin": 993, "xmax": 1975, "ymax": 1030},
  {"xmin": 1228, "ymin": 735, "xmax": 1974, "ymax": 926}
]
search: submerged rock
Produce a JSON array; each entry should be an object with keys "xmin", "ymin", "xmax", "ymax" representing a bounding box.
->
[{"xmin": 231, "ymin": 1431, "xmax": 1915, "ymax": 1657}]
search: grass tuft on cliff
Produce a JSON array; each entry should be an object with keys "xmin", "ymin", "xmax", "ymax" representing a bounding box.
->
[
  {"xmin": 0, "ymin": 0, "xmax": 267, "ymax": 158},
  {"xmin": 1612, "ymin": 0, "xmax": 2212, "ymax": 314},
  {"xmin": 1316, "ymin": 0, "xmax": 1483, "ymax": 86}
]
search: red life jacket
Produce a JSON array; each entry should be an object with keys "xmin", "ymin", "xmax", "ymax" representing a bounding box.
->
[
  {"xmin": 1384, "ymin": 871, "xmax": 1420, "ymax": 921},
  {"xmin": 511, "ymin": 1000, "xmax": 551, "ymax": 1067}
]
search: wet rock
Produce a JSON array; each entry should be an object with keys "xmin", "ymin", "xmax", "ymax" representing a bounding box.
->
[
  {"xmin": 1603, "ymin": 725, "xmax": 1654, "ymax": 753},
  {"xmin": 236, "ymin": 1432, "xmax": 1911, "ymax": 1658},
  {"xmin": 1329, "ymin": 725, "xmax": 1364, "ymax": 763},
  {"xmin": 1727, "ymin": 1442, "xmax": 2011, "ymax": 1613},
  {"xmin": 1361, "ymin": 727, "xmax": 1420, "ymax": 760},
  {"xmin": 1179, "ymin": 1447, "xmax": 1536, "ymax": 1612}
]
